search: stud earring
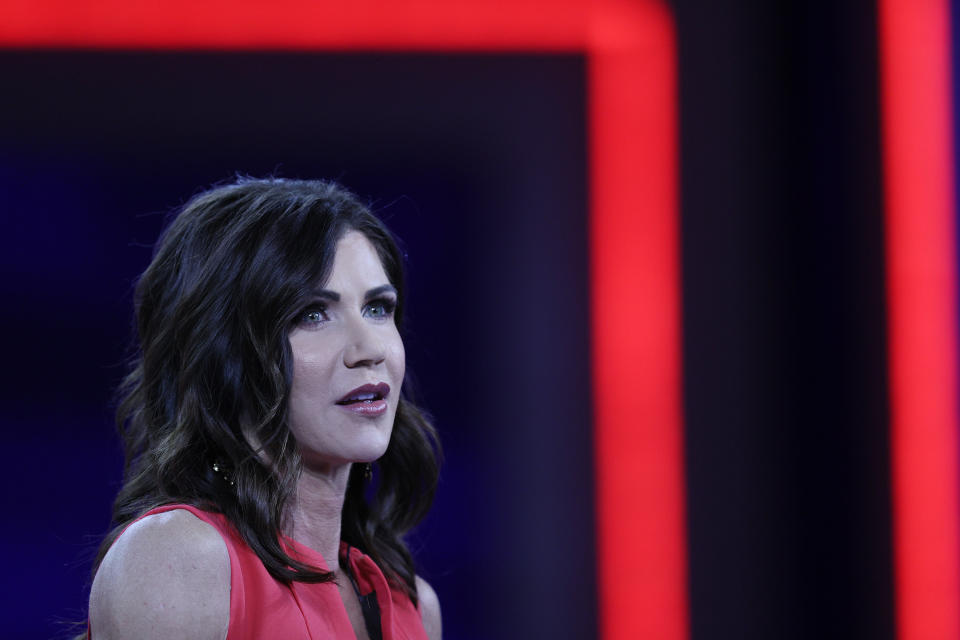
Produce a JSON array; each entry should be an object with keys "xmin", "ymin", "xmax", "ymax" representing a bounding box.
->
[{"xmin": 212, "ymin": 461, "xmax": 235, "ymax": 487}]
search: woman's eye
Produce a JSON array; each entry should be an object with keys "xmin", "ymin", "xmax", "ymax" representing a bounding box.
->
[
  {"xmin": 364, "ymin": 298, "xmax": 396, "ymax": 320},
  {"xmin": 298, "ymin": 306, "xmax": 328, "ymax": 326}
]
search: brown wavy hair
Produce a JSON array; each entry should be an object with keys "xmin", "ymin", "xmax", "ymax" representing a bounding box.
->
[{"xmin": 89, "ymin": 177, "xmax": 440, "ymax": 603}]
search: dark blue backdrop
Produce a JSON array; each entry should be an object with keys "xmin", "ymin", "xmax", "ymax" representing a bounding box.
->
[{"xmin": 0, "ymin": 52, "xmax": 593, "ymax": 639}]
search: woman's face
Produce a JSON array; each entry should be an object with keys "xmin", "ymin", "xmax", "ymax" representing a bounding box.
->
[{"xmin": 286, "ymin": 230, "xmax": 405, "ymax": 470}]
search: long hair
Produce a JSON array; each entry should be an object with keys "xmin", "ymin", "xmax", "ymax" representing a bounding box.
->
[{"xmin": 90, "ymin": 177, "xmax": 440, "ymax": 603}]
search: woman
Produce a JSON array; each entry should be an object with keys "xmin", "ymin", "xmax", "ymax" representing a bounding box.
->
[{"xmin": 85, "ymin": 177, "xmax": 442, "ymax": 640}]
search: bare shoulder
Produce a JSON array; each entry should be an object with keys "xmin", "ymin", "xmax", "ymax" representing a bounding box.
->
[
  {"xmin": 89, "ymin": 509, "xmax": 230, "ymax": 640},
  {"xmin": 415, "ymin": 575, "xmax": 442, "ymax": 640}
]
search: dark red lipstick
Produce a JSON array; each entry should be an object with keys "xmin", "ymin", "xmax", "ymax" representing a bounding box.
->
[{"xmin": 336, "ymin": 383, "xmax": 390, "ymax": 416}]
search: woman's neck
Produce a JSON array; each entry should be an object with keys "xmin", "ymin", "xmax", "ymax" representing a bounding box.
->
[{"xmin": 286, "ymin": 462, "xmax": 353, "ymax": 572}]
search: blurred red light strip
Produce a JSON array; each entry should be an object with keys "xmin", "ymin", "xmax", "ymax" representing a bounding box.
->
[
  {"xmin": 0, "ymin": 0, "xmax": 586, "ymax": 51},
  {"xmin": 588, "ymin": 5, "xmax": 687, "ymax": 639},
  {"xmin": 878, "ymin": 1, "xmax": 960, "ymax": 639},
  {"xmin": 0, "ymin": 2, "xmax": 686, "ymax": 638}
]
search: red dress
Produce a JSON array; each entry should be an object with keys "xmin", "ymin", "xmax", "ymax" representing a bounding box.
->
[{"xmin": 91, "ymin": 503, "xmax": 429, "ymax": 640}]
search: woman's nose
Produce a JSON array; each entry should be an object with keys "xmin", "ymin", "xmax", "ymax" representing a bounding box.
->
[{"xmin": 343, "ymin": 318, "xmax": 386, "ymax": 368}]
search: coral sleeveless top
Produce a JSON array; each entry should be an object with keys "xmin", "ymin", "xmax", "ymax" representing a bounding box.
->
[{"xmin": 93, "ymin": 503, "xmax": 428, "ymax": 640}]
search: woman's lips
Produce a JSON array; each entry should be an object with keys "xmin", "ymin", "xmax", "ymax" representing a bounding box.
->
[
  {"xmin": 338, "ymin": 399, "xmax": 388, "ymax": 416},
  {"xmin": 336, "ymin": 382, "xmax": 390, "ymax": 417}
]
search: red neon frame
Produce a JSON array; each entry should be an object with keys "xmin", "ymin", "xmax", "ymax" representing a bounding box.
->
[
  {"xmin": 878, "ymin": 1, "xmax": 960, "ymax": 639},
  {"xmin": 1, "ymin": 2, "xmax": 686, "ymax": 638}
]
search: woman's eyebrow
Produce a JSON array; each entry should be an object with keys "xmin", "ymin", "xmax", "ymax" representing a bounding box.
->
[
  {"xmin": 366, "ymin": 284, "xmax": 397, "ymax": 298},
  {"xmin": 311, "ymin": 284, "xmax": 396, "ymax": 301},
  {"xmin": 312, "ymin": 289, "xmax": 340, "ymax": 302}
]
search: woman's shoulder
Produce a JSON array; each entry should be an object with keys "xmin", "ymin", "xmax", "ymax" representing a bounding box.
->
[
  {"xmin": 415, "ymin": 575, "xmax": 442, "ymax": 640},
  {"xmin": 89, "ymin": 508, "xmax": 231, "ymax": 640}
]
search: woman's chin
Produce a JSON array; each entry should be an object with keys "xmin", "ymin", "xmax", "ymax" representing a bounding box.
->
[
  {"xmin": 298, "ymin": 440, "xmax": 390, "ymax": 470},
  {"xmin": 353, "ymin": 442, "xmax": 391, "ymax": 464}
]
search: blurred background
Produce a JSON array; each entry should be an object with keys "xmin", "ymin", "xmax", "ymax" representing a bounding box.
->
[
  {"xmin": 0, "ymin": 1, "xmax": 956, "ymax": 639},
  {"xmin": 1, "ymin": 51, "xmax": 594, "ymax": 640}
]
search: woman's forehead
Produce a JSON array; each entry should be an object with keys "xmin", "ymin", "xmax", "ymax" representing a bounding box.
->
[{"xmin": 322, "ymin": 231, "xmax": 391, "ymax": 290}]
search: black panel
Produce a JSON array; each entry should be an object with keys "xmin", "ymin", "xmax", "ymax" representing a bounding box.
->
[{"xmin": 674, "ymin": 2, "xmax": 894, "ymax": 638}]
